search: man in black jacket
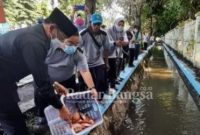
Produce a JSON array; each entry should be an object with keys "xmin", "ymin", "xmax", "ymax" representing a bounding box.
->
[{"xmin": 0, "ymin": 8, "xmax": 79, "ymax": 135}]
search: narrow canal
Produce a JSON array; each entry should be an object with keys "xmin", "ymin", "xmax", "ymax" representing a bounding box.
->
[{"xmin": 117, "ymin": 46, "xmax": 200, "ymax": 135}]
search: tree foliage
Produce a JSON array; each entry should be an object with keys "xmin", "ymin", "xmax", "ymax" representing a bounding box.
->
[
  {"xmin": 106, "ymin": 0, "xmax": 200, "ymax": 36},
  {"xmin": 4, "ymin": 0, "xmax": 51, "ymax": 25},
  {"xmin": 58, "ymin": 0, "xmax": 84, "ymax": 15},
  {"xmin": 36, "ymin": 0, "xmax": 51, "ymax": 18},
  {"xmin": 3, "ymin": 0, "xmax": 97, "ymax": 26},
  {"xmin": 4, "ymin": 0, "xmax": 39, "ymax": 25},
  {"xmin": 142, "ymin": 0, "xmax": 200, "ymax": 36},
  {"xmin": 3, "ymin": 0, "xmax": 200, "ymax": 36},
  {"xmin": 115, "ymin": 0, "xmax": 146, "ymax": 27}
]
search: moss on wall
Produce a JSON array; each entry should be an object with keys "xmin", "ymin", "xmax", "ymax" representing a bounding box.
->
[
  {"xmin": 195, "ymin": 11, "xmax": 200, "ymax": 17},
  {"xmin": 198, "ymin": 22, "xmax": 200, "ymax": 33}
]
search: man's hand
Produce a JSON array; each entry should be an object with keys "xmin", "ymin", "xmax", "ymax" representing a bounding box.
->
[
  {"xmin": 53, "ymin": 82, "xmax": 68, "ymax": 96},
  {"xmin": 121, "ymin": 41, "xmax": 128, "ymax": 46},
  {"xmin": 115, "ymin": 40, "xmax": 123, "ymax": 47},
  {"xmin": 59, "ymin": 105, "xmax": 72, "ymax": 123},
  {"xmin": 91, "ymin": 88, "xmax": 98, "ymax": 99}
]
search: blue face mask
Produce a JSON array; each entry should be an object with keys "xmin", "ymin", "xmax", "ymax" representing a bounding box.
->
[{"xmin": 64, "ymin": 45, "xmax": 77, "ymax": 55}]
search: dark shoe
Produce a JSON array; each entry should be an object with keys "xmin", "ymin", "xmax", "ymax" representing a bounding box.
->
[
  {"xmin": 115, "ymin": 80, "xmax": 120, "ymax": 84},
  {"xmin": 129, "ymin": 64, "xmax": 135, "ymax": 67},
  {"xmin": 119, "ymin": 78, "xmax": 124, "ymax": 82},
  {"xmin": 0, "ymin": 124, "xmax": 4, "ymax": 135},
  {"xmin": 110, "ymin": 84, "xmax": 116, "ymax": 89}
]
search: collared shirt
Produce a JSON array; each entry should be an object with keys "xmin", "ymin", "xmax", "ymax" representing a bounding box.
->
[
  {"xmin": 79, "ymin": 28, "xmax": 115, "ymax": 67},
  {"xmin": 107, "ymin": 26, "xmax": 128, "ymax": 58},
  {"xmin": 45, "ymin": 39, "xmax": 88, "ymax": 82}
]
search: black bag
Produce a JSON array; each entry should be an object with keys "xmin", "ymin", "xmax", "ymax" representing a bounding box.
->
[
  {"xmin": 87, "ymin": 28, "xmax": 102, "ymax": 49},
  {"xmin": 86, "ymin": 28, "xmax": 103, "ymax": 64}
]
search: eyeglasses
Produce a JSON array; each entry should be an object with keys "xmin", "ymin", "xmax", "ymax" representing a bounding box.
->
[{"xmin": 93, "ymin": 23, "xmax": 101, "ymax": 26}]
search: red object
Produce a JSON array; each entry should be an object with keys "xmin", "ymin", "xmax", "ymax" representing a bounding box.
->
[
  {"xmin": 0, "ymin": 0, "xmax": 6, "ymax": 23},
  {"xmin": 74, "ymin": 17, "xmax": 85, "ymax": 26}
]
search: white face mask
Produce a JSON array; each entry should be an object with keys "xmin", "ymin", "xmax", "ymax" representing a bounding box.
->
[
  {"xmin": 50, "ymin": 38, "xmax": 63, "ymax": 49},
  {"xmin": 50, "ymin": 28, "xmax": 65, "ymax": 43},
  {"xmin": 116, "ymin": 25, "xmax": 124, "ymax": 32}
]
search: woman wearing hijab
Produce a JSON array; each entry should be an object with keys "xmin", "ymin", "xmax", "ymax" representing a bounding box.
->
[{"xmin": 107, "ymin": 17, "xmax": 129, "ymax": 91}]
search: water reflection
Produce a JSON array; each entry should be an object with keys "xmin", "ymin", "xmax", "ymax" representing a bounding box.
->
[{"xmin": 118, "ymin": 47, "xmax": 200, "ymax": 135}]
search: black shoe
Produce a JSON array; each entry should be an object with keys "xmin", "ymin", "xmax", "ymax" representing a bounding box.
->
[
  {"xmin": 115, "ymin": 80, "xmax": 120, "ymax": 84},
  {"xmin": 0, "ymin": 125, "xmax": 4, "ymax": 135},
  {"xmin": 119, "ymin": 78, "xmax": 124, "ymax": 82},
  {"xmin": 129, "ymin": 64, "xmax": 135, "ymax": 67}
]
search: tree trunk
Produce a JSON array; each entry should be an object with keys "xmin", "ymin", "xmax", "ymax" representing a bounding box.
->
[
  {"xmin": 85, "ymin": 0, "xmax": 96, "ymax": 14},
  {"xmin": 85, "ymin": 0, "xmax": 96, "ymax": 26},
  {"xmin": 150, "ymin": 16, "xmax": 153, "ymax": 35},
  {"xmin": 134, "ymin": 15, "xmax": 141, "ymax": 29}
]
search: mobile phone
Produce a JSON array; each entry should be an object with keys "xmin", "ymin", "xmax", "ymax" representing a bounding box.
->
[{"xmin": 75, "ymin": 5, "xmax": 85, "ymax": 11}]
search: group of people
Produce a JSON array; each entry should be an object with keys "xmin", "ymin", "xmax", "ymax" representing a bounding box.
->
[{"xmin": 0, "ymin": 7, "xmax": 154, "ymax": 135}]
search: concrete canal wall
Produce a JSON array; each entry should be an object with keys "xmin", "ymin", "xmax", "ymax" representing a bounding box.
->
[
  {"xmin": 89, "ymin": 46, "xmax": 154, "ymax": 135},
  {"xmin": 164, "ymin": 12, "xmax": 200, "ymax": 68},
  {"xmin": 90, "ymin": 67, "xmax": 144, "ymax": 135}
]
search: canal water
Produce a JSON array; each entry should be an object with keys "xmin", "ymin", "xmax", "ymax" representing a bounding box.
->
[{"xmin": 117, "ymin": 46, "xmax": 200, "ymax": 135}]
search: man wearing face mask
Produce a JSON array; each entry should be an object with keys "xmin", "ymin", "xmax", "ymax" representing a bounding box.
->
[
  {"xmin": 34, "ymin": 37, "xmax": 98, "ymax": 128},
  {"xmin": 107, "ymin": 17, "xmax": 129, "ymax": 91},
  {"xmin": 79, "ymin": 13, "xmax": 116, "ymax": 101},
  {"xmin": 46, "ymin": 39, "xmax": 97, "ymax": 94},
  {"xmin": 0, "ymin": 8, "xmax": 75, "ymax": 135}
]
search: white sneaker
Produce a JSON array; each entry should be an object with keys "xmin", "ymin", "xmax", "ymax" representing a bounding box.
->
[
  {"xmin": 100, "ymin": 94, "xmax": 112, "ymax": 104},
  {"xmin": 109, "ymin": 88, "xmax": 116, "ymax": 96}
]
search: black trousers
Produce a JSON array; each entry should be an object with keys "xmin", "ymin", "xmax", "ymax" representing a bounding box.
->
[
  {"xmin": 108, "ymin": 58, "xmax": 117, "ymax": 88},
  {"xmin": 129, "ymin": 48, "xmax": 135, "ymax": 65},
  {"xmin": 59, "ymin": 75, "xmax": 78, "ymax": 92},
  {"xmin": 34, "ymin": 75, "xmax": 78, "ymax": 117},
  {"xmin": 79, "ymin": 64, "xmax": 108, "ymax": 100},
  {"xmin": 116, "ymin": 58, "xmax": 123, "ymax": 77},
  {"xmin": 90, "ymin": 65, "xmax": 108, "ymax": 94},
  {"xmin": 0, "ymin": 83, "xmax": 29, "ymax": 135},
  {"xmin": 122, "ymin": 46, "xmax": 129, "ymax": 70},
  {"xmin": 144, "ymin": 42, "xmax": 148, "ymax": 50},
  {"xmin": 135, "ymin": 44, "xmax": 140, "ymax": 60}
]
